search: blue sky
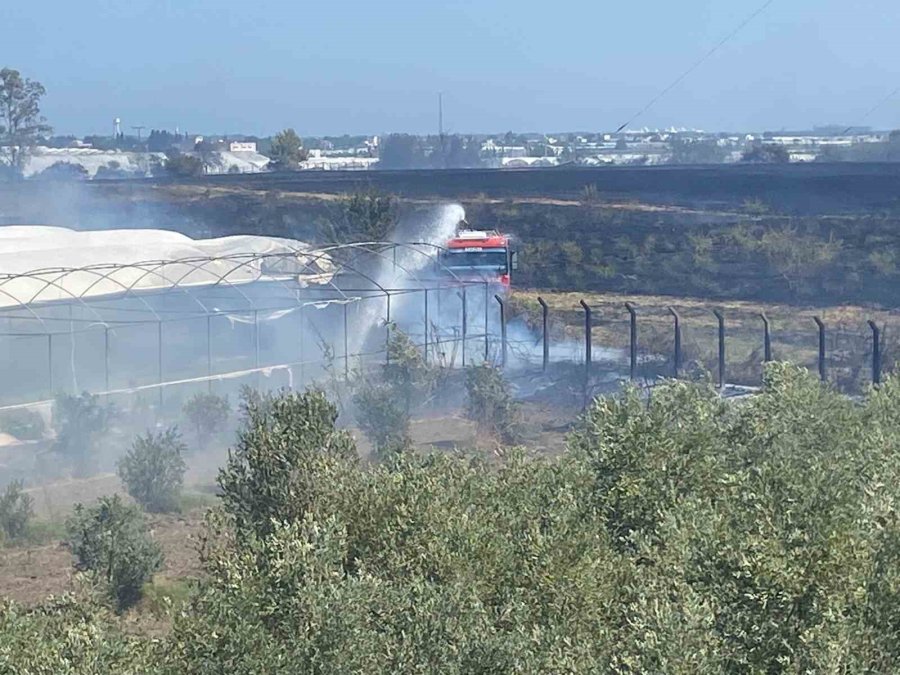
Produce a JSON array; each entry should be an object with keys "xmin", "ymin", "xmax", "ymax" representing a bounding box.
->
[{"xmin": 4, "ymin": 0, "xmax": 900, "ymax": 136}]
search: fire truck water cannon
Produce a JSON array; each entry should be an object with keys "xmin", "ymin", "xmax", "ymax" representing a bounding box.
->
[{"xmin": 440, "ymin": 221, "xmax": 518, "ymax": 288}]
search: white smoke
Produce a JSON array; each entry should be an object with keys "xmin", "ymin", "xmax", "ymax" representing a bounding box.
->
[{"xmin": 350, "ymin": 203, "xmax": 466, "ymax": 355}]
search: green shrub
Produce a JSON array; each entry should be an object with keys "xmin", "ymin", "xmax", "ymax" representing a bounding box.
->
[
  {"xmin": 0, "ymin": 595, "xmax": 153, "ymax": 672},
  {"xmin": 0, "ymin": 480, "xmax": 33, "ymax": 544},
  {"xmin": 324, "ymin": 187, "xmax": 398, "ymax": 242},
  {"xmin": 182, "ymin": 392, "xmax": 230, "ymax": 445},
  {"xmin": 352, "ymin": 382, "xmax": 411, "ymax": 457},
  {"xmin": 218, "ymin": 389, "xmax": 357, "ymax": 540},
  {"xmin": 66, "ymin": 495, "xmax": 163, "ymax": 611},
  {"xmin": 52, "ymin": 392, "xmax": 111, "ymax": 476},
  {"xmin": 464, "ymin": 363, "xmax": 520, "ymax": 442},
  {"xmin": 173, "ymin": 450, "xmax": 616, "ymax": 673},
  {"xmin": 0, "ymin": 408, "xmax": 45, "ymax": 441},
  {"xmin": 384, "ymin": 325, "xmax": 435, "ymax": 413},
  {"xmin": 117, "ymin": 428, "xmax": 187, "ymax": 513},
  {"xmin": 164, "ymin": 151, "xmax": 204, "ymax": 177},
  {"xmin": 9, "ymin": 372, "xmax": 900, "ymax": 670},
  {"xmin": 567, "ymin": 364, "xmax": 900, "ymax": 671}
]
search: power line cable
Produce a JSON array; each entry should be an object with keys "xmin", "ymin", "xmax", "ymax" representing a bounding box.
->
[
  {"xmin": 615, "ymin": 0, "xmax": 777, "ymax": 133},
  {"xmin": 842, "ymin": 86, "xmax": 900, "ymax": 135}
]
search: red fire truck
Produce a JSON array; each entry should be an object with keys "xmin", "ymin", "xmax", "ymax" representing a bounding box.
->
[{"xmin": 440, "ymin": 227, "xmax": 518, "ymax": 287}]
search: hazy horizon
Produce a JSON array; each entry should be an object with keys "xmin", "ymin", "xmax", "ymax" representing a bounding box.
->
[{"xmin": 5, "ymin": 0, "xmax": 900, "ymax": 137}]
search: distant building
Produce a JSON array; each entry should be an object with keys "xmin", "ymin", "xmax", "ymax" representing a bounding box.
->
[
  {"xmin": 229, "ymin": 141, "xmax": 258, "ymax": 153},
  {"xmin": 302, "ymin": 155, "xmax": 378, "ymax": 170},
  {"xmin": 789, "ymin": 151, "xmax": 818, "ymax": 163},
  {"xmin": 481, "ymin": 139, "xmax": 527, "ymax": 158}
]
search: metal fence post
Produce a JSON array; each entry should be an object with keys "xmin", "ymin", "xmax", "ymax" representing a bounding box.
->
[
  {"xmin": 484, "ymin": 281, "xmax": 490, "ymax": 363},
  {"xmin": 814, "ymin": 316, "xmax": 826, "ymax": 382},
  {"xmin": 104, "ymin": 326, "xmax": 110, "ymax": 393},
  {"xmin": 68, "ymin": 303, "xmax": 76, "ymax": 394},
  {"xmin": 47, "ymin": 333, "xmax": 53, "ymax": 395},
  {"xmin": 343, "ymin": 303, "xmax": 350, "ymax": 380},
  {"xmin": 207, "ymin": 314, "xmax": 213, "ymax": 392},
  {"xmin": 423, "ymin": 288, "xmax": 430, "ymax": 365},
  {"xmin": 298, "ymin": 305, "xmax": 305, "ymax": 386},
  {"xmin": 868, "ymin": 320, "xmax": 882, "ymax": 386},
  {"xmin": 157, "ymin": 320, "xmax": 163, "ymax": 409},
  {"xmin": 461, "ymin": 286, "xmax": 468, "ymax": 368},
  {"xmin": 495, "ymin": 294, "xmax": 507, "ymax": 368},
  {"xmin": 385, "ymin": 293, "xmax": 392, "ymax": 366},
  {"xmin": 538, "ymin": 296, "xmax": 549, "ymax": 371},
  {"xmin": 668, "ymin": 307, "xmax": 682, "ymax": 379},
  {"xmin": 580, "ymin": 299, "xmax": 592, "ymax": 374},
  {"xmin": 625, "ymin": 302, "xmax": 637, "ymax": 381},
  {"xmin": 254, "ymin": 309, "xmax": 261, "ymax": 389},
  {"xmin": 761, "ymin": 313, "xmax": 772, "ymax": 363},
  {"xmin": 713, "ymin": 309, "xmax": 725, "ymax": 389}
]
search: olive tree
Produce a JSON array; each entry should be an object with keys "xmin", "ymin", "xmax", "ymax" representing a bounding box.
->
[
  {"xmin": 182, "ymin": 392, "xmax": 230, "ymax": 445},
  {"xmin": 0, "ymin": 480, "xmax": 33, "ymax": 544},
  {"xmin": 66, "ymin": 495, "xmax": 163, "ymax": 611},
  {"xmin": 117, "ymin": 428, "xmax": 187, "ymax": 513},
  {"xmin": 218, "ymin": 389, "xmax": 357, "ymax": 539}
]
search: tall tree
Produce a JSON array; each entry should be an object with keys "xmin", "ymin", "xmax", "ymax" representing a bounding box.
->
[
  {"xmin": 378, "ymin": 133, "xmax": 425, "ymax": 169},
  {"xmin": 332, "ymin": 188, "xmax": 397, "ymax": 242},
  {"xmin": 0, "ymin": 68, "xmax": 51, "ymax": 178},
  {"xmin": 267, "ymin": 128, "xmax": 307, "ymax": 170}
]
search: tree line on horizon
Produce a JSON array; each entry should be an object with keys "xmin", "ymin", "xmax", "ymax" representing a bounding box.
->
[{"xmin": 7, "ymin": 64, "xmax": 900, "ymax": 182}]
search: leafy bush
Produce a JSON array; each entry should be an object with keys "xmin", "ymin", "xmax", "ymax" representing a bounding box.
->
[
  {"xmin": 163, "ymin": 151, "xmax": 204, "ymax": 177},
  {"xmin": 384, "ymin": 325, "xmax": 435, "ymax": 413},
  {"xmin": 0, "ymin": 596, "xmax": 152, "ymax": 672},
  {"xmin": 0, "ymin": 407, "xmax": 45, "ymax": 441},
  {"xmin": 182, "ymin": 392, "xmax": 230, "ymax": 445},
  {"xmin": 52, "ymin": 392, "xmax": 111, "ymax": 476},
  {"xmin": 66, "ymin": 495, "xmax": 163, "ymax": 612},
  {"xmin": 117, "ymin": 428, "xmax": 187, "ymax": 513},
  {"xmin": 11, "ymin": 371, "xmax": 900, "ymax": 670},
  {"xmin": 464, "ymin": 363, "xmax": 520, "ymax": 442},
  {"xmin": 566, "ymin": 364, "xmax": 900, "ymax": 671},
  {"xmin": 218, "ymin": 389, "xmax": 357, "ymax": 540},
  {"xmin": 0, "ymin": 480, "xmax": 33, "ymax": 544},
  {"xmin": 321, "ymin": 188, "xmax": 397, "ymax": 243},
  {"xmin": 350, "ymin": 326, "xmax": 441, "ymax": 458},
  {"xmin": 352, "ymin": 382, "xmax": 410, "ymax": 457},
  {"xmin": 175, "ymin": 436, "xmax": 612, "ymax": 672}
]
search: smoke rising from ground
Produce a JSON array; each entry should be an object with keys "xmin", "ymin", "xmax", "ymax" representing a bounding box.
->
[{"xmin": 0, "ymin": 187, "xmax": 631, "ymax": 494}]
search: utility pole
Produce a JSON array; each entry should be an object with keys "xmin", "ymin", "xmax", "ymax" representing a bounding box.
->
[
  {"xmin": 131, "ymin": 126, "xmax": 146, "ymax": 142},
  {"xmin": 438, "ymin": 92, "xmax": 446, "ymax": 168}
]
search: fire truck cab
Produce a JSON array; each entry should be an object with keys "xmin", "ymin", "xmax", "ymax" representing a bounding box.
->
[{"xmin": 440, "ymin": 228, "xmax": 518, "ymax": 287}]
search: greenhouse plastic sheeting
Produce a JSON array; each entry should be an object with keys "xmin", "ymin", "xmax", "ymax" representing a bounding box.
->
[{"xmin": 0, "ymin": 225, "xmax": 335, "ymax": 308}]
